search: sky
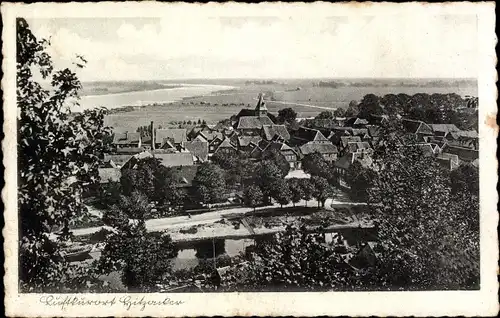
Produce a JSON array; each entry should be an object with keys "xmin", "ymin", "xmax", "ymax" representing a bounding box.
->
[{"xmin": 27, "ymin": 14, "xmax": 478, "ymax": 81}]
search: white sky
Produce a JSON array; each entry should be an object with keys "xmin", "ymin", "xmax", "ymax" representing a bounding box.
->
[{"xmin": 27, "ymin": 14, "xmax": 478, "ymax": 81}]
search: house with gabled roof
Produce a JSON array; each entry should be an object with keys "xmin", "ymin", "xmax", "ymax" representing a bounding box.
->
[
  {"xmin": 208, "ymin": 134, "xmax": 225, "ymax": 154},
  {"xmin": 198, "ymin": 130, "xmax": 224, "ymax": 143},
  {"xmin": 329, "ymin": 127, "xmax": 370, "ymax": 144},
  {"xmin": 154, "ymin": 128, "xmax": 187, "ymax": 150},
  {"xmin": 423, "ymin": 136, "xmax": 448, "ymax": 149},
  {"xmin": 112, "ymin": 132, "xmax": 141, "ymax": 149},
  {"xmin": 261, "ymin": 125, "xmax": 290, "ymax": 141},
  {"xmin": 184, "ymin": 135, "xmax": 209, "ymax": 162},
  {"xmin": 233, "ymin": 93, "xmax": 275, "ymax": 136},
  {"xmin": 402, "ymin": 118, "xmax": 434, "ymax": 141},
  {"xmin": 345, "ymin": 117, "xmax": 369, "ymax": 128},
  {"xmin": 261, "ymin": 141, "xmax": 302, "ymax": 170},
  {"xmin": 299, "ymin": 142, "xmax": 339, "ymax": 162},
  {"xmin": 334, "ymin": 152, "xmax": 373, "ymax": 188},
  {"xmin": 291, "ymin": 127, "xmax": 338, "ymax": 161},
  {"xmin": 430, "ymin": 124, "xmax": 461, "ymax": 137},
  {"xmin": 339, "ymin": 136, "xmax": 362, "ymax": 149},
  {"xmin": 214, "ymin": 137, "xmax": 238, "ymax": 155},
  {"xmin": 121, "ymin": 151, "xmax": 153, "ymax": 170},
  {"xmin": 343, "ymin": 141, "xmax": 373, "ymax": 156},
  {"xmin": 447, "ymin": 130, "xmax": 479, "ymax": 149},
  {"xmin": 187, "ymin": 125, "xmax": 214, "ymax": 140},
  {"xmin": 236, "ymin": 116, "xmax": 274, "ymax": 135},
  {"xmin": 441, "ymin": 145, "xmax": 479, "ymax": 163},
  {"xmin": 171, "ymin": 165, "xmax": 199, "ymax": 189},
  {"xmin": 237, "ymin": 136, "xmax": 263, "ymax": 152},
  {"xmin": 101, "ymin": 156, "xmax": 118, "ymax": 168},
  {"xmin": 104, "ymin": 154, "xmax": 135, "ymax": 168},
  {"xmin": 290, "ymin": 127, "xmax": 330, "ymax": 145}
]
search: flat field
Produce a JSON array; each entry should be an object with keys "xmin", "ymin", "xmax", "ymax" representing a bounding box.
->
[{"xmin": 102, "ymin": 78, "xmax": 478, "ymax": 132}]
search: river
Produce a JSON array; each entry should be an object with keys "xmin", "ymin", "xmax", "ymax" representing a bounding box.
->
[{"xmin": 76, "ymin": 84, "xmax": 236, "ymax": 111}]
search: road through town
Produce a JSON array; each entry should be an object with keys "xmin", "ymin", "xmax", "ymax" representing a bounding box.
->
[{"xmin": 72, "ymin": 197, "xmax": 367, "ymax": 237}]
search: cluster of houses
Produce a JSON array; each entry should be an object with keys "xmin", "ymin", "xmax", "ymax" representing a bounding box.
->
[{"xmin": 99, "ymin": 93, "xmax": 479, "ymax": 191}]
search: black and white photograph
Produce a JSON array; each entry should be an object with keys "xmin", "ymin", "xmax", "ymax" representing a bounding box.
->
[{"xmin": 2, "ymin": 2, "xmax": 498, "ymax": 317}]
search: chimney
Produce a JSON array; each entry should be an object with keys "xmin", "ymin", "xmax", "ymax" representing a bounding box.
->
[{"xmin": 151, "ymin": 121, "xmax": 155, "ymax": 150}]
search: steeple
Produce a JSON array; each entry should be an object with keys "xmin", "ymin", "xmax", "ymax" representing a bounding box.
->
[{"xmin": 255, "ymin": 92, "xmax": 268, "ymax": 117}]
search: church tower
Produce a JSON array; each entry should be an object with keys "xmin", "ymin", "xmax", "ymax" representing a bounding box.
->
[{"xmin": 255, "ymin": 93, "xmax": 268, "ymax": 117}]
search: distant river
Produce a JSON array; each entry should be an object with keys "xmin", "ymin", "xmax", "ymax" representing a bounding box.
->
[{"xmin": 76, "ymin": 84, "xmax": 236, "ymax": 111}]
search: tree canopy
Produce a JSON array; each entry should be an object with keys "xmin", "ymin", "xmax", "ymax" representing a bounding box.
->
[
  {"xmin": 310, "ymin": 176, "xmax": 333, "ymax": 207},
  {"xmin": 235, "ymin": 224, "xmax": 355, "ymax": 291},
  {"xmin": 277, "ymin": 107, "xmax": 297, "ymax": 124},
  {"xmin": 333, "ymin": 108, "xmax": 346, "ymax": 117},
  {"xmin": 262, "ymin": 149, "xmax": 290, "ymax": 177},
  {"xmin": 366, "ymin": 126, "xmax": 479, "ymax": 289},
  {"xmin": 348, "ymin": 92, "xmax": 476, "ymax": 129},
  {"xmin": 17, "ymin": 17, "xmax": 111, "ymax": 292},
  {"xmin": 192, "ymin": 163, "xmax": 227, "ymax": 205},
  {"xmin": 344, "ymin": 160, "xmax": 376, "ymax": 202},
  {"xmin": 243, "ymin": 185, "xmax": 264, "ymax": 211},
  {"xmin": 287, "ymin": 178, "xmax": 304, "ymax": 206},
  {"xmin": 99, "ymin": 207, "xmax": 177, "ymax": 291},
  {"xmin": 315, "ymin": 111, "xmax": 334, "ymax": 120},
  {"xmin": 255, "ymin": 161, "xmax": 284, "ymax": 204},
  {"xmin": 301, "ymin": 152, "xmax": 330, "ymax": 178}
]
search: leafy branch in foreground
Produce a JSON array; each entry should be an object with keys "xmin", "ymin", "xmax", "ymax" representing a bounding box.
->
[{"xmin": 17, "ymin": 17, "xmax": 111, "ymax": 291}]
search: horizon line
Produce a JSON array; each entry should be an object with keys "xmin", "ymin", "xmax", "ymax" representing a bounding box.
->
[{"xmin": 81, "ymin": 77, "xmax": 478, "ymax": 83}]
